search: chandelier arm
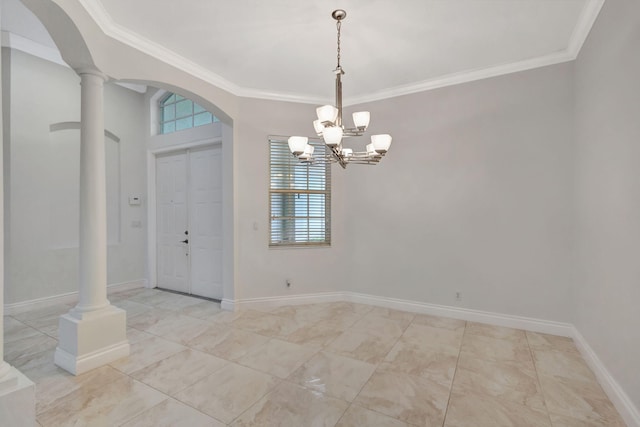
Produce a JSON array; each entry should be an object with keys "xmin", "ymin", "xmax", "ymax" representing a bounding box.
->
[
  {"xmin": 330, "ymin": 146, "xmax": 348, "ymax": 169},
  {"xmin": 342, "ymin": 128, "xmax": 365, "ymax": 137}
]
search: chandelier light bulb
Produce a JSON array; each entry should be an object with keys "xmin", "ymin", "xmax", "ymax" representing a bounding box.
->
[
  {"xmin": 342, "ymin": 148, "xmax": 353, "ymax": 157},
  {"xmin": 299, "ymin": 144, "xmax": 315, "ymax": 160},
  {"xmin": 316, "ymin": 105, "xmax": 339, "ymax": 124},
  {"xmin": 371, "ymin": 134, "xmax": 392, "ymax": 153},
  {"xmin": 322, "ymin": 126, "xmax": 344, "ymax": 147},
  {"xmin": 352, "ymin": 111, "xmax": 370, "ymax": 130},
  {"xmin": 288, "ymin": 136, "xmax": 308, "ymax": 155},
  {"xmin": 313, "ymin": 119, "xmax": 325, "ymax": 134}
]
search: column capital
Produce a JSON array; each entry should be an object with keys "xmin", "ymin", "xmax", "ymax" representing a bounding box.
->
[{"xmin": 75, "ymin": 67, "xmax": 109, "ymax": 82}]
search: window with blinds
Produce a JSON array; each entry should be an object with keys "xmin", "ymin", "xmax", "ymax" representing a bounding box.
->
[{"xmin": 269, "ymin": 137, "xmax": 331, "ymax": 246}]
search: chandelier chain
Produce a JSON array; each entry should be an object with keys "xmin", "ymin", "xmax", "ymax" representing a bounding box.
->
[{"xmin": 336, "ymin": 20, "xmax": 342, "ymax": 69}]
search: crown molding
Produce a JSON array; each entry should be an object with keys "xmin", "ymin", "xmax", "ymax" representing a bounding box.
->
[
  {"xmin": 78, "ymin": 0, "xmax": 328, "ymax": 104},
  {"xmin": 1, "ymin": 30, "xmax": 147, "ymax": 94},
  {"xmin": 76, "ymin": 0, "xmax": 243, "ymax": 96},
  {"xmin": 346, "ymin": 0, "xmax": 604, "ymax": 107},
  {"xmin": 115, "ymin": 82, "xmax": 147, "ymax": 93},
  {"xmin": 76, "ymin": 0, "xmax": 604, "ymax": 106},
  {"xmin": 77, "ymin": 0, "xmax": 330, "ymax": 104},
  {"xmin": 236, "ymin": 89, "xmax": 329, "ymax": 106},
  {"xmin": 567, "ymin": 0, "xmax": 605, "ymax": 57},
  {"xmin": 344, "ymin": 50, "xmax": 575, "ymax": 106},
  {"xmin": 1, "ymin": 31, "xmax": 66, "ymax": 66}
]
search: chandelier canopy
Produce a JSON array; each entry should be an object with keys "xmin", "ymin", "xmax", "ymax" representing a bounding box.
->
[{"xmin": 288, "ymin": 10, "xmax": 392, "ymax": 169}]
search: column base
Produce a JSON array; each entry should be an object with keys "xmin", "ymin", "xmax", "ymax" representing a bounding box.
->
[
  {"xmin": 0, "ymin": 367, "xmax": 36, "ymax": 427},
  {"xmin": 55, "ymin": 305, "xmax": 129, "ymax": 375}
]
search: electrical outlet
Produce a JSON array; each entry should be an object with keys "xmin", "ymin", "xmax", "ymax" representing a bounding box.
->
[
  {"xmin": 286, "ymin": 279, "xmax": 291, "ymax": 288},
  {"xmin": 455, "ymin": 291, "xmax": 462, "ymax": 301}
]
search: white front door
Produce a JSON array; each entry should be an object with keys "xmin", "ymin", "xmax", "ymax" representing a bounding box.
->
[
  {"xmin": 155, "ymin": 145, "xmax": 223, "ymax": 299},
  {"xmin": 156, "ymin": 151, "xmax": 189, "ymax": 293},
  {"xmin": 189, "ymin": 146, "xmax": 223, "ymax": 299}
]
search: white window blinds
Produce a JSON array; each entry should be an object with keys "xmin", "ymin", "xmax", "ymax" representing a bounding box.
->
[{"xmin": 269, "ymin": 137, "xmax": 331, "ymax": 246}]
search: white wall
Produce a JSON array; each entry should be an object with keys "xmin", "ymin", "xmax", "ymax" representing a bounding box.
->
[
  {"xmin": 574, "ymin": 0, "xmax": 640, "ymax": 410},
  {"xmin": 3, "ymin": 48, "xmax": 147, "ymax": 304},
  {"xmin": 344, "ymin": 63, "xmax": 576, "ymax": 322},
  {"xmin": 103, "ymin": 74, "xmax": 147, "ymax": 291},
  {"xmin": 233, "ymin": 97, "xmax": 348, "ymax": 300}
]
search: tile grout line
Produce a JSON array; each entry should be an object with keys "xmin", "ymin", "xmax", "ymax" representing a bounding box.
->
[
  {"xmin": 336, "ymin": 311, "xmax": 424, "ymax": 427},
  {"xmin": 331, "ymin": 402, "xmax": 352, "ymax": 427},
  {"xmin": 100, "ymin": 294, "xmax": 228, "ymax": 424},
  {"xmin": 524, "ymin": 331, "xmax": 555, "ymax": 426},
  {"xmin": 321, "ymin": 308, "xmax": 370, "ymax": 349},
  {"xmin": 116, "ymin": 292, "xmax": 231, "ymax": 425},
  {"xmin": 274, "ymin": 307, "xmax": 412, "ymax": 426},
  {"xmin": 118, "ymin": 358, "xmax": 228, "ymax": 426},
  {"xmin": 456, "ymin": 326, "xmax": 562, "ymax": 421},
  {"xmin": 225, "ymin": 377, "xmax": 285, "ymax": 426},
  {"xmin": 440, "ymin": 320, "xmax": 467, "ymax": 427},
  {"xmin": 294, "ymin": 306, "xmax": 414, "ymax": 427}
]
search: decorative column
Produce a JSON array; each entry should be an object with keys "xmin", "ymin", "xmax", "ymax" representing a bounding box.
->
[
  {"xmin": 78, "ymin": 68, "xmax": 109, "ymax": 313},
  {"xmin": 54, "ymin": 69, "xmax": 129, "ymax": 375},
  {"xmin": 0, "ymin": 2, "xmax": 36, "ymax": 418}
]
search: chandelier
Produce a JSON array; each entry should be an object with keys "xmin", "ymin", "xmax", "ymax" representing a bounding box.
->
[{"xmin": 288, "ymin": 9, "xmax": 392, "ymax": 169}]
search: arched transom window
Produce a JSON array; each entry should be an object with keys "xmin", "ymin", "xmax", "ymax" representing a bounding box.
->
[{"xmin": 159, "ymin": 93, "xmax": 219, "ymax": 134}]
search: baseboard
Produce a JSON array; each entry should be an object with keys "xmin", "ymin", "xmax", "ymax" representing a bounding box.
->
[
  {"xmin": 220, "ymin": 298, "xmax": 235, "ymax": 311},
  {"xmin": 222, "ymin": 292, "xmax": 345, "ymax": 312},
  {"xmin": 108, "ymin": 280, "xmax": 148, "ymax": 294},
  {"xmin": 54, "ymin": 340, "xmax": 130, "ymax": 376},
  {"xmin": 345, "ymin": 292, "xmax": 574, "ymax": 337},
  {"xmin": 4, "ymin": 290, "xmax": 79, "ymax": 316},
  {"xmin": 224, "ymin": 291, "xmax": 573, "ymax": 337},
  {"xmin": 572, "ymin": 329, "xmax": 640, "ymax": 427},
  {"xmin": 3, "ymin": 280, "xmax": 147, "ymax": 316}
]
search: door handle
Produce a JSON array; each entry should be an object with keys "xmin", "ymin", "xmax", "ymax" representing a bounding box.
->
[{"xmin": 181, "ymin": 239, "xmax": 189, "ymax": 244}]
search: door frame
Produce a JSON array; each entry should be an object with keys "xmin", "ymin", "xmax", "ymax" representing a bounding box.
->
[{"xmin": 147, "ymin": 137, "xmax": 222, "ymax": 298}]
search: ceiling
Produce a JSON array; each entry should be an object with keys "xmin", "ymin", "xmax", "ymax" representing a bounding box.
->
[{"xmin": 3, "ymin": 0, "xmax": 603, "ymax": 104}]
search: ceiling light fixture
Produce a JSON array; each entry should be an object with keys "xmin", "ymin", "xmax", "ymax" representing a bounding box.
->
[{"xmin": 288, "ymin": 9, "xmax": 392, "ymax": 168}]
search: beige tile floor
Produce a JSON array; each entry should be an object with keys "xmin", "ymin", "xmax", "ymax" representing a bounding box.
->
[{"xmin": 3, "ymin": 287, "xmax": 627, "ymax": 426}]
